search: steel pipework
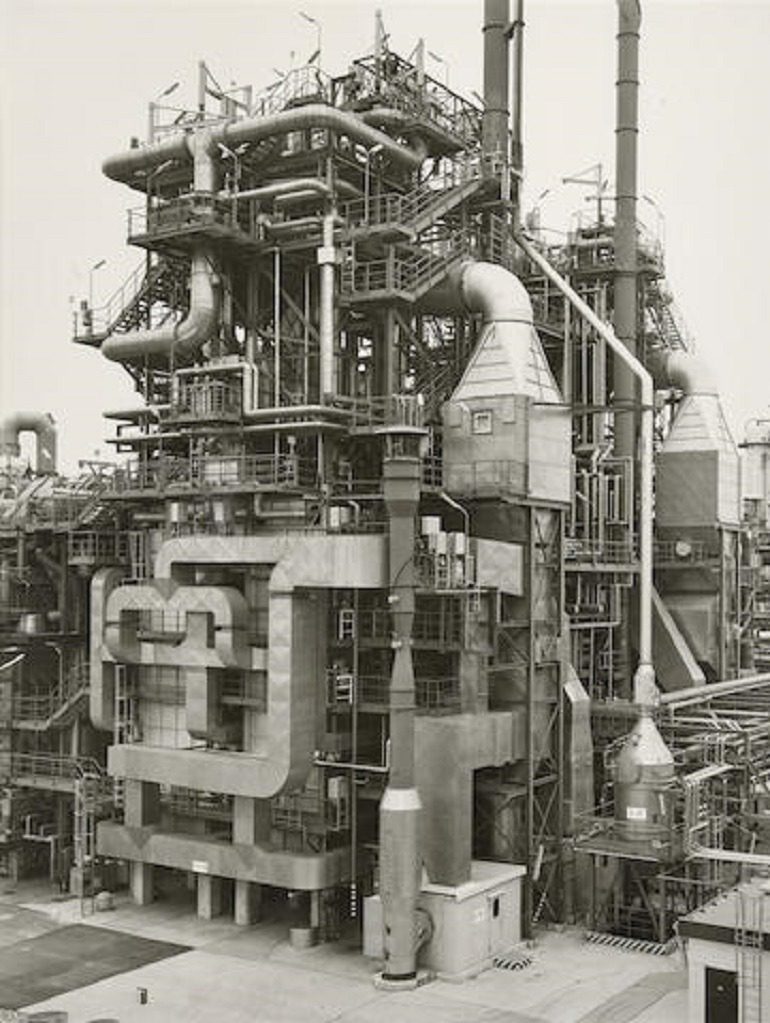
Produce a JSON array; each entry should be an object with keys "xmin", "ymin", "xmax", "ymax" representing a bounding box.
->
[
  {"xmin": 650, "ymin": 349, "xmax": 718, "ymax": 397},
  {"xmin": 0, "ymin": 412, "xmax": 57, "ymax": 474},
  {"xmin": 515, "ymin": 231, "xmax": 657, "ymax": 706},
  {"xmin": 101, "ymin": 248, "xmax": 218, "ymax": 365},
  {"xmin": 103, "ymin": 104, "xmax": 425, "ymax": 187}
]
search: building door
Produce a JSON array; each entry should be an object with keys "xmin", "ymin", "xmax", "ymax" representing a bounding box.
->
[
  {"xmin": 487, "ymin": 892, "xmax": 508, "ymax": 955},
  {"xmin": 705, "ymin": 967, "xmax": 737, "ymax": 1023}
]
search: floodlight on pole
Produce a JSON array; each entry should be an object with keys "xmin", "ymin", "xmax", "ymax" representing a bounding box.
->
[
  {"xmin": 89, "ymin": 259, "xmax": 106, "ymax": 308},
  {"xmin": 299, "ymin": 11, "xmax": 322, "ymax": 65},
  {"xmin": 427, "ymin": 50, "xmax": 449, "ymax": 88}
]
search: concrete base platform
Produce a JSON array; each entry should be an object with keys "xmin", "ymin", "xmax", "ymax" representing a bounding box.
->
[{"xmin": 2, "ymin": 882, "xmax": 689, "ymax": 1023}]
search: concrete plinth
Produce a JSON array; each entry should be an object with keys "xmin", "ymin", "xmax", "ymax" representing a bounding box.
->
[
  {"xmin": 130, "ymin": 862, "xmax": 154, "ymax": 906},
  {"xmin": 234, "ymin": 879, "xmax": 262, "ymax": 926},
  {"xmin": 197, "ymin": 873, "xmax": 223, "ymax": 920}
]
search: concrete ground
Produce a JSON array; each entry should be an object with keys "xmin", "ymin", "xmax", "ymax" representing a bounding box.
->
[{"xmin": 0, "ymin": 882, "xmax": 688, "ymax": 1023}]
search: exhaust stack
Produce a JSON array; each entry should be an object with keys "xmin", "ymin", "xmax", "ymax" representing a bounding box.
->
[
  {"xmin": 482, "ymin": 0, "xmax": 511, "ymax": 177},
  {"xmin": 612, "ymin": 0, "xmax": 641, "ymax": 459}
]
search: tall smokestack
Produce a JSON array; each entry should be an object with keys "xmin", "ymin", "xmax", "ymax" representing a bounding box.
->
[
  {"xmin": 613, "ymin": 0, "xmax": 641, "ymax": 459},
  {"xmin": 511, "ymin": 0, "xmax": 524, "ymax": 206},
  {"xmin": 482, "ymin": 0, "xmax": 511, "ymax": 178}
]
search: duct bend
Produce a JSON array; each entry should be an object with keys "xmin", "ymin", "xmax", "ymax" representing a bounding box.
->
[
  {"xmin": 455, "ymin": 259, "xmax": 533, "ymax": 324},
  {"xmin": 651, "ymin": 349, "xmax": 718, "ymax": 397},
  {"xmin": 358, "ymin": 108, "xmax": 430, "ymax": 163},
  {"xmin": 0, "ymin": 412, "xmax": 57, "ymax": 474},
  {"xmin": 101, "ymin": 248, "xmax": 218, "ymax": 365}
]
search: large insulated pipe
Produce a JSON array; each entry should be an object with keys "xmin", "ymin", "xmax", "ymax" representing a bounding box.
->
[
  {"xmin": 515, "ymin": 232, "xmax": 657, "ymax": 706},
  {"xmin": 613, "ymin": 0, "xmax": 642, "ymax": 459},
  {"xmin": 319, "ymin": 213, "xmax": 336, "ymax": 399},
  {"xmin": 379, "ymin": 439, "xmax": 422, "ymax": 982},
  {"xmin": 650, "ymin": 350, "xmax": 717, "ymax": 397},
  {"xmin": 101, "ymin": 247, "xmax": 217, "ymax": 364},
  {"xmin": 0, "ymin": 413, "xmax": 57, "ymax": 474},
  {"xmin": 482, "ymin": 0, "xmax": 511, "ymax": 172},
  {"xmin": 456, "ymin": 258, "xmax": 532, "ymax": 326},
  {"xmin": 103, "ymin": 105, "xmax": 425, "ymax": 186}
]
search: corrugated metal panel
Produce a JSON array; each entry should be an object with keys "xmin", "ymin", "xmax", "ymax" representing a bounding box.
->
[
  {"xmin": 661, "ymin": 395, "xmax": 738, "ymax": 457},
  {"xmin": 717, "ymin": 450, "xmax": 741, "ymax": 526},
  {"xmin": 453, "ymin": 323, "xmax": 561, "ymax": 404},
  {"xmin": 656, "ymin": 451, "xmax": 717, "ymax": 527},
  {"xmin": 528, "ymin": 407, "xmax": 571, "ymax": 505}
]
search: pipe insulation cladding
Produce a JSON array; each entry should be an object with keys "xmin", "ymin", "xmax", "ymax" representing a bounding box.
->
[
  {"xmin": 100, "ymin": 248, "xmax": 218, "ymax": 365},
  {"xmin": 0, "ymin": 413, "xmax": 57, "ymax": 475},
  {"xmin": 102, "ymin": 104, "xmax": 426, "ymax": 187}
]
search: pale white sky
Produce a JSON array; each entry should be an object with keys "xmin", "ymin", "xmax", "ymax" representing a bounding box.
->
[{"xmin": 1, "ymin": 0, "xmax": 769, "ymax": 471}]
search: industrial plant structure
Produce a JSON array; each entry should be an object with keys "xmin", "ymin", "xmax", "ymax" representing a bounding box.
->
[{"xmin": 1, "ymin": 0, "xmax": 769, "ymax": 1011}]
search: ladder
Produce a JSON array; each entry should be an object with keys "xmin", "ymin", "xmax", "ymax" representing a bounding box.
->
[
  {"xmin": 74, "ymin": 771, "xmax": 100, "ymax": 914},
  {"xmin": 736, "ymin": 888, "xmax": 764, "ymax": 1023},
  {"xmin": 113, "ymin": 664, "xmax": 135, "ymax": 809}
]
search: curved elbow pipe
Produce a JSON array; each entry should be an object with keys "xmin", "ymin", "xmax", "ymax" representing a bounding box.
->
[
  {"xmin": 358, "ymin": 108, "xmax": 430, "ymax": 162},
  {"xmin": 101, "ymin": 249, "xmax": 217, "ymax": 365},
  {"xmin": 102, "ymin": 134, "xmax": 191, "ymax": 185},
  {"xmin": 455, "ymin": 259, "xmax": 534, "ymax": 324},
  {"xmin": 103, "ymin": 105, "xmax": 424, "ymax": 187},
  {"xmin": 651, "ymin": 350, "xmax": 717, "ymax": 397},
  {"xmin": 0, "ymin": 412, "xmax": 57, "ymax": 474}
]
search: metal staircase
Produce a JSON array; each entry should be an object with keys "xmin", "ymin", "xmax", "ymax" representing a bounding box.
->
[
  {"xmin": 343, "ymin": 176, "xmax": 486, "ymax": 237},
  {"xmin": 645, "ymin": 281, "xmax": 691, "ymax": 353},
  {"xmin": 73, "ymin": 256, "xmax": 188, "ymax": 346},
  {"xmin": 12, "ymin": 663, "xmax": 90, "ymax": 732},
  {"xmin": 341, "ymin": 229, "xmax": 470, "ymax": 304}
]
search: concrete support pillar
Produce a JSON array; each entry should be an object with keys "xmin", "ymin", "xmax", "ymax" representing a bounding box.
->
[
  {"xmin": 124, "ymin": 780, "xmax": 160, "ymax": 827},
  {"xmin": 130, "ymin": 862, "xmax": 154, "ymax": 905},
  {"xmin": 197, "ymin": 874, "xmax": 223, "ymax": 920},
  {"xmin": 234, "ymin": 880, "xmax": 263, "ymax": 926},
  {"xmin": 310, "ymin": 890, "xmax": 321, "ymax": 930},
  {"xmin": 233, "ymin": 794, "xmax": 271, "ymax": 844}
]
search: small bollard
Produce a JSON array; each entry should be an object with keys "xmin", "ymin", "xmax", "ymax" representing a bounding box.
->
[{"xmin": 137, "ymin": 987, "xmax": 148, "ymax": 1005}]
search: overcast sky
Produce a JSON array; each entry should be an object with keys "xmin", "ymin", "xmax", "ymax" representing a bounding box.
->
[{"xmin": 1, "ymin": 0, "xmax": 769, "ymax": 471}]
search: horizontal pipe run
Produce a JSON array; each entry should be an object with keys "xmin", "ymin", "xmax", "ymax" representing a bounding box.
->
[
  {"xmin": 660, "ymin": 672, "xmax": 770, "ymax": 709},
  {"xmin": 103, "ymin": 105, "xmax": 425, "ymax": 186}
]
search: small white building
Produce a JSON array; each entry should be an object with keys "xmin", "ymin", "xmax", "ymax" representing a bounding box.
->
[{"xmin": 679, "ymin": 878, "xmax": 770, "ymax": 1023}]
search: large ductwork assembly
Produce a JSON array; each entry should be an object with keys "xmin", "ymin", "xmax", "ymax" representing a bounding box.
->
[{"xmin": 0, "ymin": 413, "xmax": 57, "ymax": 475}]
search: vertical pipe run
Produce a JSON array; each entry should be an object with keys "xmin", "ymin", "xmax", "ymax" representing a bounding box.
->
[
  {"xmin": 318, "ymin": 213, "xmax": 336, "ymax": 400},
  {"xmin": 273, "ymin": 248, "xmax": 281, "ymax": 408},
  {"xmin": 514, "ymin": 233, "xmax": 657, "ymax": 706},
  {"xmin": 482, "ymin": 0, "xmax": 511, "ymax": 175},
  {"xmin": 379, "ymin": 440, "xmax": 422, "ymax": 981},
  {"xmin": 612, "ymin": 0, "xmax": 641, "ymax": 459},
  {"xmin": 510, "ymin": 0, "xmax": 525, "ymax": 210}
]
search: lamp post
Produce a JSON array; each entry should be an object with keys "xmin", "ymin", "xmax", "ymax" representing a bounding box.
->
[
  {"xmin": 641, "ymin": 194, "xmax": 665, "ymax": 249},
  {"xmin": 427, "ymin": 49, "xmax": 449, "ymax": 88},
  {"xmin": 364, "ymin": 143, "xmax": 384, "ymax": 224},
  {"xmin": 299, "ymin": 11, "xmax": 322, "ymax": 64},
  {"xmin": 88, "ymin": 259, "xmax": 106, "ymax": 309},
  {"xmin": 147, "ymin": 80, "xmax": 179, "ymax": 143}
]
